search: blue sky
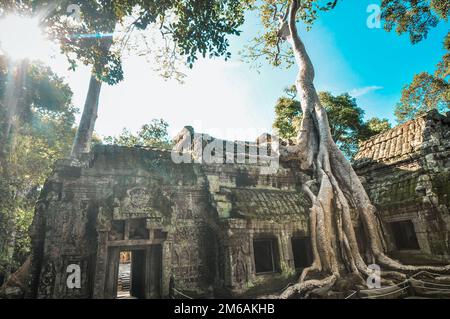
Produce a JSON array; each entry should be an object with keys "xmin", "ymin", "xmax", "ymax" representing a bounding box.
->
[
  {"xmin": 227, "ymin": 0, "xmax": 449, "ymax": 129},
  {"xmin": 7, "ymin": 0, "xmax": 447, "ymax": 141}
]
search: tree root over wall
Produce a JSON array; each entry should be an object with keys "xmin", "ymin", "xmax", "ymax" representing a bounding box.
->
[{"xmin": 274, "ymin": 0, "xmax": 450, "ymax": 299}]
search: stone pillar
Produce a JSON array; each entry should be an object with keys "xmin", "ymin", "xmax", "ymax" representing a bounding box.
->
[
  {"xmin": 92, "ymin": 231, "xmax": 108, "ymax": 298},
  {"xmin": 161, "ymin": 239, "xmax": 172, "ymax": 298}
]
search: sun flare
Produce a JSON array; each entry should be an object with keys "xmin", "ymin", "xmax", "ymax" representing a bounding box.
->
[{"xmin": 0, "ymin": 15, "xmax": 51, "ymax": 61}]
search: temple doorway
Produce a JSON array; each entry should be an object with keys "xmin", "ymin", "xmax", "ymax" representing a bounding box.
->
[
  {"xmin": 116, "ymin": 250, "xmax": 148, "ymax": 298},
  {"xmin": 108, "ymin": 245, "xmax": 162, "ymax": 299}
]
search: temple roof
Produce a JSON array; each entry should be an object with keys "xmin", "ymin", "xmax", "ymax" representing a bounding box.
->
[
  {"xmin": 354, "ymin": 110, "xmax": 450, "ymax": 170},
  {"xmin": 219, "ymin": 187, "xmax": 310, "ymax": 220}
]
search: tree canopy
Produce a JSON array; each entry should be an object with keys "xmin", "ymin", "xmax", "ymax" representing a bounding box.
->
[
  {"xmin": 380, "ymin": 0, "xmax": 449, "ymax": 122},
  {"xmin": 3, "ymin": 0, "xmax": 253, "ymax": 83},
  {"xmin": 0, "ymin": 57, "xmax": 76, "ymax": 279},
  {"xmin": 104, "ymin": 119, "xmax": 172, "ymax": 149},
  {"xmin": 381, "ymin": 0, "xmax": 449, "ymax": 44},
  {"xmin": 1, "ymin": 1, "xmax": 254, "ymax": 157},
  {"xmin": 395, "ymin": 32, "xmax": 449, "ymax": 122},
  {"xmin": 0, "ymin": 55, "xmax": 74, "ymax": 163},
  {"xmin": 273, "ymin": 86, "xmax": 391, "ymax": 159},
  {"xmin": 243, "ymin": 0, "xmax": 337, "ymax": 68},
  {"xmin": 243, "ymin": 0, "xmax": 448, "ymax": 123}
]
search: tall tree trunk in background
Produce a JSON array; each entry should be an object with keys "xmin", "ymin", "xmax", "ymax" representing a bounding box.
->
[
  {"xmin": 70, "ymin": 74, "xmax": 103, "ymax": 157},
  {"xmin": 278, "ymin": 0, "xmax": 449, "ymax": 298},
  {"xmin": 70, "ymin": 36, "xmax": 113, "ymax": 158}
]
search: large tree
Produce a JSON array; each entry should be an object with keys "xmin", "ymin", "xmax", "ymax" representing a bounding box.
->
[
  {"xmin": 273, "ymin": 86, "xmax": 391, "ymax": 159},
  {"xmin": 1, "ymin": 0, "xmax": 251, "ymax": 158},
  {"xmin": 251, "ymin": 0, "xmax": 449, "ymax": 298}
]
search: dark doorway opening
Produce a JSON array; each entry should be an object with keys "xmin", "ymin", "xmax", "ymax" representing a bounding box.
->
[
  {"xmin": 390, "ymin": 220, "xmax": 420, "ymax": 250},
  {"xmin": 131, "ymin": 250, "xmax": 146, "ymax": 298},
  {"xmin": 291, "ymin": 237, "xmax": 312, "ymax": 269},
  {"xmin": 253, "ymin": 239, "xmax": 279, "ymax": 274}
]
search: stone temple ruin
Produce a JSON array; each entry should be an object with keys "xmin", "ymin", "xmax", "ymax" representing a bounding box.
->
[
  {"xmin": 23, "ymin": 110, "xmax": 450, "ymax": 298},
  {"xmin": 354, "ymin": 110, "xmax": 450, "ymax": 265}
]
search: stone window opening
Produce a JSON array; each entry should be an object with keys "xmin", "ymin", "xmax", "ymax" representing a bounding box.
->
[
  {"xmin": 128, "ymin": 218, "xmax": 149, "ymax": 240},
  {"xmin": 109, "ymin": 220, "xmax": 125, "ymax": 241},
  {"xmin": 390, "ymin": 220, "xmax": 420, "ymax": 250},
  {"xmin": 291, "ymin": 237, "xmax": 312, "ymax": 269},
  {"xmin": 253, "ymin": 238, "xmax": 279, "ymax": 274}
]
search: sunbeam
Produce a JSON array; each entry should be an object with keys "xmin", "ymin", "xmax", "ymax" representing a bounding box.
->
[{"xmin": 0, "ymin": 15, "xmax": 51, "ymax": 61}]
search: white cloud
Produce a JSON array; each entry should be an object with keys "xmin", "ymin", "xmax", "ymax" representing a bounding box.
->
[{"xmin": 350, "ymin": 85, "xmax": 383, "ymax": 97}]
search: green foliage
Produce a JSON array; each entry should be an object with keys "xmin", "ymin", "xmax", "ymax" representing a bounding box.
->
[
  {"xmin": 273, "ymin": 97, "xmax": 301, "ymax": 139},
  {"xmin": 273, "ymin": 86, "xmax": 302, "ymax": 139},
  {"xmin": 104, "ymin": 119, "xmax": 173, "ymax": 149},
  {"xmin": 243, "ymin": 1, "xmax": 448, "ymax": 124},
  {"xmin": 395, "ymin": 72, "xmax": 449, "ymax": 122},
  {"xmin": 242, "ymin": 0, "xmax": 338, "ymax": 68},
  {"xmin": 380, "ymin": 2, "xmax": 449, "ymax": 122},
  {"xmin": 0, "ymin": 129, "xmax": 75, "ymax": 274},
  {"xmin": 0, "ymin": 178, "xmax": 15, "ymax": 275},
  {"xmin": 360, "ymin": 117, "xmax": 392, "ymax": 139},
  {"xmin": 273, "ymin": 87, "xmax": 391, "ymax": 159},
  {"xmin": 395, "ymin": 32, "xmax": 450, "ymax": 122},
  {"xmin": 0, "ymin": 56, "xmax": 75, "ymax": 137},
  {"xmin": 0, "ymin": 58, "xmax": 76, "ymax": 276},
  {"xmin": 24, "ymin": 62, "xmax": 74, "ymax": 114},
  {"xmin": 381, "ymin": 0, "xmax": 449, "ymax": 44},
  {"xmin": 169, "ymin": 0, "xmax": 250, "ymax": 68},
  {"xmin": 5, "ymin": 0, "xmax": 254, "ymax": 84}
]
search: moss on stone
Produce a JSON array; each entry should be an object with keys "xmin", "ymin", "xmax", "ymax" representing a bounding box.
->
[{"xmin": 433, "ymin": 172, "xmax": 450, "ymax": 206}]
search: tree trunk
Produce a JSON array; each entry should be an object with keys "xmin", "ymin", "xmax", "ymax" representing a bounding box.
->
[
  {"xmin": 70, "ymin": 74, "xmax": 103, "ymax": 157},
  {"xmin": 70, "ymin": 34, "xmax": 114, "ymax": 158},
  {"xmin": 278, "ymin": 0, "xmax": 449, "ymax": 298}
]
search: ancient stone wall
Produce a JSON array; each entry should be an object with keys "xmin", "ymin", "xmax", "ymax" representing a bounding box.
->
[
  {"xmin": 200, "ymin": 162, "xmax": 310, "ymax": 296},
  {"xmin": 27, "ymin": 134, "xmax": 311, "ymax": 298},
  {"xmin": 27, "ymin": 113, "xmax": 450, "ymax": 299},
  {"xmin": 354, "ymin": 110, "xmax": 450, "ymax": 263},
  {"xmin": 27, "ymin": 146, "xmax": 218, "ymax": 298}
]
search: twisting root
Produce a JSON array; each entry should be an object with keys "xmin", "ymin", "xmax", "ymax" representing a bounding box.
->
[
  {"xmin": 279, "ymin": 274, "xmax": 338, "ymax": 299},
  {"xmin": 275, "ymin": 0, "xmax": 450, "ymax": 299}
]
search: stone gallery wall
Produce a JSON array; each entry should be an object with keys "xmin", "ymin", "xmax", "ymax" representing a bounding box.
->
[
  {"xmin": 26, "ymin": 111, "xmax": 450, "ymax": 299},
  {"xmin": 26, "ymin": 135, "xmax": 311, "ymax": 298},
  {"xmin": 354, "ymin": 110, "xmax": 450, "ymax": 263},
  {"xmin": 201, "ymin": 162, "xmax": 311, "ymax": 296},
  {"xmin": 27, "ymin": 146, "xmax": 217, "ymax": 298}
]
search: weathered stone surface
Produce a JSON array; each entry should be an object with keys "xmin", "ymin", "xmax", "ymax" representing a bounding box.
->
[
  {"xmin": 354, "ymin": 110, "xmax": 450, "ymax": 263},
  {"xmin": 26, "ymin": 132, "xmax": 310, "ymax": 299},
  {"xmin": 25, "ymin": 111, "xmax": 450, "ymax": 299}
]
